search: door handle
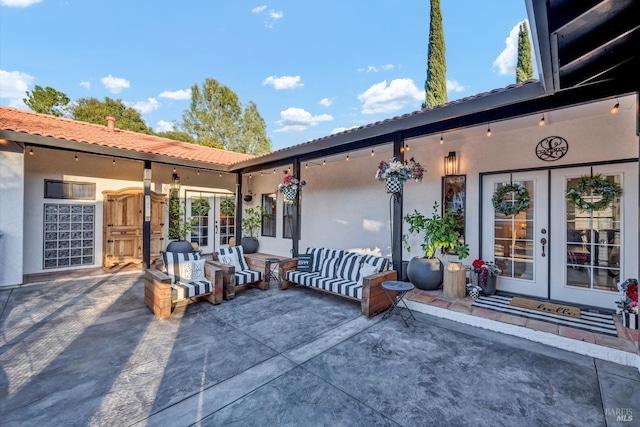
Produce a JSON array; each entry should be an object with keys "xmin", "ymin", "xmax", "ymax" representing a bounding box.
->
[{"xmin": 540, "ymin": 238, "xmax": 547, "ymax": 257}]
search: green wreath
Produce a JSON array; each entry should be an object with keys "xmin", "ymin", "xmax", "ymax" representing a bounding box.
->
[
  {"xmin": 220, "ymin": 198, "xmax": 235, "ymax": 216},
  {"xmin": 566, "ymin": 174, "xmax": 621, "ymax": 212},
  {"xmin": 492, "ymin": 183, "xmax": 531, "ymax": 216}
]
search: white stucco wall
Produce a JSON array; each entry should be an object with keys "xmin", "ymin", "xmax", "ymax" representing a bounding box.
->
[
  {"xmin": 248, "ymin": 102, "xmax": 638, "ymax": 267},
  {"xmin": 0, "ymin": 150, "xmax": 25, "ymax": 286}
]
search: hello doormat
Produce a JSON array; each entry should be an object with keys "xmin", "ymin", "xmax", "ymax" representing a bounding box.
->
[
  {"xmin": 510, "ymin": 297, "xmax": 581, "ymax": 319},
  {"xmin": 472, "ymin": 294, "xmax": 617, "ymax": 336}
]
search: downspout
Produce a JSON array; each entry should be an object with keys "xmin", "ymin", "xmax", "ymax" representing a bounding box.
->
[
  {"xmin": 392, "ymin": 132, "xmax": 404, "ymax": 274},
  {"xmin": 292, "ymin": 158, "xmax": 301, "ymax": 257}
]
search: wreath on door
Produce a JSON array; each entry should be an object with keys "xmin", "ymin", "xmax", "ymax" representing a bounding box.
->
[
  {"xmin": 220, "ymin": 198, "xmax": 235, "ymax": 216},
  {"xmin": 566, "ymin": 174, "xmax": 621, "ymax": 212},
  {"xmin": 492, "ymin": 183, "xmax": 531, "ymax": 216},
  {"xmin": 191, "ymin": 198, "xmax": 211, "ymax": 217}
]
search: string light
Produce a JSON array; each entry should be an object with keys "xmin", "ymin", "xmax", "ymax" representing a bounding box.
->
[
  {"xmin": 29, "ymin": 147, "xmax": 34, "ymax": 155},
  {"xmin": 173, "ymin": 166, "xmax": 177, "ymax": 173},
  {"xmin": 305, "ymin": 163, "xmax": 308, "ymax": 169},
  {"xmin": 112, "ymin": 158, "xmax": 116, "ymax": 165},
  {"xmin": 75, "ymin": 153, "xmax": 78, "ymax": 161},
  {"xmin": 405, "ymin": 142, "xmax": 410, "ymax": 151},
  {"xmin": 249, "ymin": 174, "xmax": 252, "ymax": 179},
  {"xmin": 273, "ymin": 169, "xmax": 276, "ymax": 174},
  {"xmin": 400, "ymin": 145, "xmax": 405, "ymax": 153},
  {"xmin": 539, "ymin": 115, "xmax": 545, "ymax": 126},
  {"xmin": 197, "ymin": 170, "xmax": 200, "ymax": 175},
  {"xmin": 486, "ymin": 124, "xmax": 491, "ymax": 137},
  {"xmin": 219, "ymin": 172, "xmax": 222, "ymax": 177},
  {"xmin": 611, "ymin": 99, "xmax": 619, "ymax": 114},
  {"xmin": 346, "ymin": 154, "xmax": 350, "ymax": 161},
  {"xmin": 322, "ymin": 159, "xmax": 326, "ymax": 166},
  {"xmin": 260, "ymin": 171, "xmax": 264, "ymax": 177},
  {"xmin": 371, "ymin": 149, "xmax": 375, "ymax": 156},
  {"xmin": 440, "ymin": 134, "xmax": 444, "ymax": 144}
]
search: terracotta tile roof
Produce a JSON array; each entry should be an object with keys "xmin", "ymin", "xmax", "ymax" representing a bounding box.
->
[{"xmin": 0, "ymin": 107, "xmax": 253, "ymax": 166}]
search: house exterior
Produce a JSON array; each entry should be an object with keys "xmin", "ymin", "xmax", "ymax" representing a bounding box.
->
[{"xmin": 0, "ymin": 0, "xmax": 637, "ymax": 312}]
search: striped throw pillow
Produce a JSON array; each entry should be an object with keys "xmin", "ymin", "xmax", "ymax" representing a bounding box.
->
[
  {"xmin": 336, "ymin": 253, "xmax": 363, "ymax": 281},
  {"xmin": 162, "ymin": 251, "xmax": 201, "ymax": 284},
  {"xmin": 218, "ymin": 246, "xmax": 248, "ymax": 271},
  {"xmin": 305, "ymin": 247, "xmax": 324, "ymax": 272}
]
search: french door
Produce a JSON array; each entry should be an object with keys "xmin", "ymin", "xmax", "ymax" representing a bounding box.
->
[
  {"xmin": 187, "ymin": 195, "xmax": 236, "ymax": 254},
  {"xmin": 549, "ymin": 164, "xmax": 637, "ymax": 309},
  {"xmin": 482, "ymin": 163, "xmax": 638, "ymax": 309},
  {"xmin": 482, "ymin": 171, "xmax": 549, "ymax": 298}
]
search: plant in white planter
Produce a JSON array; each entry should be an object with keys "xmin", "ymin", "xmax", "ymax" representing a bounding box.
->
[
  {"xmin": 167, "ymin": 198, "xmax": 195, "ymax": 253},
  {"xmin": 403, "ymin": 202, "xmax": 469, "ymax": 290}
]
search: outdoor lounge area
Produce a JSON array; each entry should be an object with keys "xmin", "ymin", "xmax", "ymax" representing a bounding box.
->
[{"xmin": 1, "ymin": 270, "xmax": 638, "ymax": 426}]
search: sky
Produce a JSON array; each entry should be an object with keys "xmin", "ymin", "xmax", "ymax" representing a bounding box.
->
[{"xmin": 0, "ymin": 0, "xmax": 535, "ymax": 151}]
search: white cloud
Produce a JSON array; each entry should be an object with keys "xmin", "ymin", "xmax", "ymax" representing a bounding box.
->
[
  {"xmin": 251, "ymin": 5, "xmax": 266, "ymax": 13},
  {"xmin": 79, "ymin": 81, "xmax": 90, "ymax": 90},
  {"xmin": 358, "ymin": 78, "xmax": 422, "ymax": 114},
  {"xmin": 101, "ymin": 74, "xmax": 130, "ymax": 94},
  {"xmin": 367, "ymin": 66, "xmax": 379, "ymax": 72},
  {"xmin": 262, "ymin": 75, "xmax": 303, "ymax": 90},
  {"xmin": 331, "ymin": 126, "xmax": 358, "ymax": 134},
  {"xmin": 126, "ymin": 98, "xmax": 160, "ymax": 114},
  {"xmin": 0, "ymin": 69, "xmax": 34, "ymax": 107},
  {"xmin": 319, "ymin": 97, "xmax": 333, "ymax": 107},
  {"xmin": 493, "ymin": 20, "xmax": 528, "ymax": 76},
  {"xmin": 156, "ymin": 120, "xmax": 175, "ymax": 133},
  {"xmin": 252, "ymin": 5, "xmax": 283, "ymax": 28},
  {"xmin": 381, "ymin": 64, "xmax": 394, "ymax": 71},
  {"xmin": 1, "ymin": 0, "xmax": 42, "ymax": 7},
  {"xmin": 158, "ymin": 89, "xmax": 191, "ymax": 100},
  {"xmin": 275, "ymin": 107, "xmax": 333, "ymax": 132},
  {"xmin": 361, "ymin": 64, "xmax": 395, "ymax": 73},
  {"xmin": 446, "ymin": 79, "xmax": 465, "ymax": 93}
]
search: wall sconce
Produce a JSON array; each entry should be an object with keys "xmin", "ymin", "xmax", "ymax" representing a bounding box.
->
[
  {"xmin": 171, "ymin": 173, "xmax": 181, "ymax": 191},
  {"xmin": 444, "ymin": 151, "xmax": 457, "ymax": 176}
]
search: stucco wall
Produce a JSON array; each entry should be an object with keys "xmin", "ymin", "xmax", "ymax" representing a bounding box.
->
[{"xmin": 0, "ymin": 150, "xmax": 25, "ymax": 286}]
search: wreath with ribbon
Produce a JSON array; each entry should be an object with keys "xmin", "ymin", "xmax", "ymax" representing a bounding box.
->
[
  {"xmin": 492, "ymin": 183, "xmax": 531, "ymax": 216},
  {"xmin": 566, "ymin": 174, "xmax": 621, "ymax": 212}
]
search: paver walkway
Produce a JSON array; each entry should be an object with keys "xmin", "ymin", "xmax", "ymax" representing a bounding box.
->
[{"xmin": 1, "ymin": 272, "xmax": 638, "ymax": 426}]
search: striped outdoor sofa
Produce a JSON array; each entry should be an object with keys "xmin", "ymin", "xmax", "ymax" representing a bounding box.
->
[
  {"xmin": 144, "ymin": 251, "xmax": 223, "ymax": 318},
  {"xmin": 209, "ymin": 246, "xmax": 266, "ymax": 300},
  {"xmin": 279, "ymin": 248, "xmax": 398, "ymax": 317}
]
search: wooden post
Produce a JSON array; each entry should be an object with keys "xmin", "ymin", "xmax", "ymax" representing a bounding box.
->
[{"xmin": 142, "ymin": 161, "xmax": 152, "ymax": 269}]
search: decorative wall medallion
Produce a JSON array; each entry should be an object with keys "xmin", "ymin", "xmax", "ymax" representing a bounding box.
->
[{"xmin": 536, "ymin": 136, "xmax": 568, "ymax": 161}]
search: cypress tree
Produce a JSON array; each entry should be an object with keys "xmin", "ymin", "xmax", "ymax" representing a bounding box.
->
[
  {"xmin": 516, "ymin": 21, "xmax": 534, "ymax": 83},
  {"xmin": 424, "ymin": 0, "xmax": 447, "ymax": 108}
]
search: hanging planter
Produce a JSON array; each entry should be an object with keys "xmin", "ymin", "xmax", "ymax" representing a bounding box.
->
[
  {"xmin": 385, "ymin": 176, "xmax": 403, "ymax": 194},
  {"xmin": 284, "ymin": 187, "xmax": 297, "ymax": 200},
  {"xmin": 566, "ymin": 174, "xmax": 621, "ymax": 212},
  {"xmin": 277, "ymin": 170, "xmax": 305, "ymax": 200},
  {"xmin": 492, "ymin": 183, "xmax": 530, "ymax": 216}
]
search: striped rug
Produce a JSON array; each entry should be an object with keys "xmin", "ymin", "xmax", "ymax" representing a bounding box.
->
[{"xmin": 472, "ymin": 294, "xmax": 617, "ymax": 336}]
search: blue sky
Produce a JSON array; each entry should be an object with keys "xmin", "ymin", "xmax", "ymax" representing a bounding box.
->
[{"xmin": 0, "ymin": 0, "xmax": 534, "ymax": 150}]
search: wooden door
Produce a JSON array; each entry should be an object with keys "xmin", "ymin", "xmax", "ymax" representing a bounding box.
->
[{"xmin": 149, "ymin": 192, "xmax": 165, "ymax": 261}]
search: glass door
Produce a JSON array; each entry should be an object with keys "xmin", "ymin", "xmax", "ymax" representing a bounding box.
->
[
  {"xmin": 550, "ymin": 163, "xmax": 638, "ymax": 309},
  {"xmin": 482, "ymin": 171, "xmax": 549, "ymax": 298}
]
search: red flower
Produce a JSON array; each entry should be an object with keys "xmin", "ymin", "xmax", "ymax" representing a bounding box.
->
[
  {"xmin": 472, "ymin": 259, "xmax": 485, "ymax": 270},
  {"xmin": 626, "ymin": 283, "xmax": 638, "ymax": 302}
]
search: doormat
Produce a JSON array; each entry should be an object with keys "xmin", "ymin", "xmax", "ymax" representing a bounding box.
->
[
  {"xmin": 472, "ymin": 294, "xmax": 617, "ymax": 336},
  {"xmin": 510, "ymin": 296, "xmax": 581, "ymax": 319}
]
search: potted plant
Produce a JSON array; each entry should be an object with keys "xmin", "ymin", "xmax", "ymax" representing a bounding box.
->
[
  {"xmin": 166, "ymin": 198, "xmax": 195, "ymax": 253},
  {"xmin": 241, "ymin": 206, "xmax": 266, "ymax": 254},
  {"xmin": 375, "ymin": 157, "xmax": 424, "ymax": 194},
  {"xmin": 277, "ymin": 171, "xmax": 306, "ymax": 200},
  {"xmin": 616, "ymin": 278, "xmax": 638, "ymax": 329},
  {"xmin": 403, "ymin": 202, "xmax": 469, "ymax": 290},
  {"xmin": 472, "ymin": 259, "xmax": 502, "ymax": 296}
]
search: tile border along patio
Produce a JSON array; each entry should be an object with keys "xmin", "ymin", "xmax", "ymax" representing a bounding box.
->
[{"xmin": 405, "ymin": 299, "xmax": 640, "ymax": 370}]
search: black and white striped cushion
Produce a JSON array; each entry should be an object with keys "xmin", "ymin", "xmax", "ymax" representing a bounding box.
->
[
  {"xmin": 362, "ymin": 255, "xmax": 388, "ymax": 272},
  {"xmin": 336, "ymin": 253, "xmax": 363, "ymax": 281},
  {"xmin": 286, "ymin": 270, "xmax": 320, "ymax": 286},
  {"xmin": 171, "ymin": 279, "xmax": 212, "ymax": 300},
  {"xmin": 162, "ymin": 251, "xmax": 201, "ymax": 284},
  {"xmin": 235, "ymin": 269, "xmax": 263, "ymax": 285},
  {"xmin": 218, "ymin": 246, "xmax": 249, "ymax": 271},
  {"xmin": 307, "ymin": 276, "xmax": 363, "ymax": 299},
  {"xmin": 320, "ymin": 256, "xmax": 340, "ymax": 278},
  {"xmin": 305, "ymin": 247, "xmax": 324, "ymax": 272}
]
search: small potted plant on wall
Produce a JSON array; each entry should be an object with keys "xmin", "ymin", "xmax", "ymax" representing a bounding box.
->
[
  {"xmin": 403, "ymin": 202, "xmax": 469, "ymax": 290},
  {"xmin": 241, "ymin": 206, "xmax": 266, "ymax": 254}
]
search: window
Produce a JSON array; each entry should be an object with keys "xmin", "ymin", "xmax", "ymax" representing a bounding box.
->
[
  {"xmin": 261, "ymin": 193, "xmax": 276, "ymax": 237},
  {"xmin": 43, "ymin": 204, "xmax": 95, "ymax": 269},
  {"xmin": 45, "ymin": 180, "xmax": 96, "ymax": 200},
  {"xmin": 283, "ymin": 200, "xmax": 295, "ymax": 239},
  {"xmin": 190, "ymin": 197, "xmax": 210, "ymax": 247}
]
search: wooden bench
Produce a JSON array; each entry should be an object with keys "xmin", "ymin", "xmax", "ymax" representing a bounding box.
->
[{"xmin": 144, "ymin": 258, "xmax": 223, "ymax": 319}]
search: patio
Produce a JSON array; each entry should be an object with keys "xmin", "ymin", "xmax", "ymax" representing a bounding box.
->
[{"xmin": 1, "ymin": 271, "xmax": 638, "ymax": 426}]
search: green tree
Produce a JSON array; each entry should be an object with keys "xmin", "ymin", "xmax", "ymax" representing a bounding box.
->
[
  {"xmin": 181, "ymin": 78, "xmax": 271, "ymax": 154},
  {"xmin": 155, "ymin": 130, "xmax": 195, "ymax": 143},
  {"xmin": 424, "ymin": 0, "xmax": 447, "ymax": 108},
  {"xmin": 516, "ymin": 21, "xmax": 534, "ymax": 83},
  {"xmin": 23, "ymin": 85, "xmax": 70, "ymax": 117},
  {"xmin": 71, "ymin": 97, "xmax": 153, "ymax": 134},
  {"xmin": 239, "ymin": 101, "xmax": 271, "ymax": 155}
]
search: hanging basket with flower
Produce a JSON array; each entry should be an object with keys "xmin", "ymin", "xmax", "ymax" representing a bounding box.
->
[
  {"xmin": 616, "ymin": 278, "xmax": 638, "ymax": 329},
  {"xmin": 277, "ymin": 171, "xmax": 306, "ymax": 200},
  {"xmin": 566, "ymin": 174, "xmax": 622, "ymax": 212},
  {"xmin": 375, "ymin": 157, "xmax": 424, "ymax": 194}
]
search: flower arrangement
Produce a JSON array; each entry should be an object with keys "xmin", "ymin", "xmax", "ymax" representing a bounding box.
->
[
  {"xmin": 616, "ymin": 278, "xmax": 638, "ymax": 329},
  {"xmin": 616, "ymin": 278, "xmax": 638, "ymax": 315},
  {"xmin": 375, "ymin": 157, "xmax": 424, "ymax": 182},
  {"xmin": 277, "ymin": 171, "xmax": 306, "ymax": 193},
  {"xmin": 472, "ymin": 259, "xmax": 502, "ymax": 288}
]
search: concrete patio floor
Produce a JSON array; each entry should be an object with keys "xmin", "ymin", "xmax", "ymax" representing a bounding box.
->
[{"xmin": 1, "ymin": 271, "xmax": 639, "ymax": 426}]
